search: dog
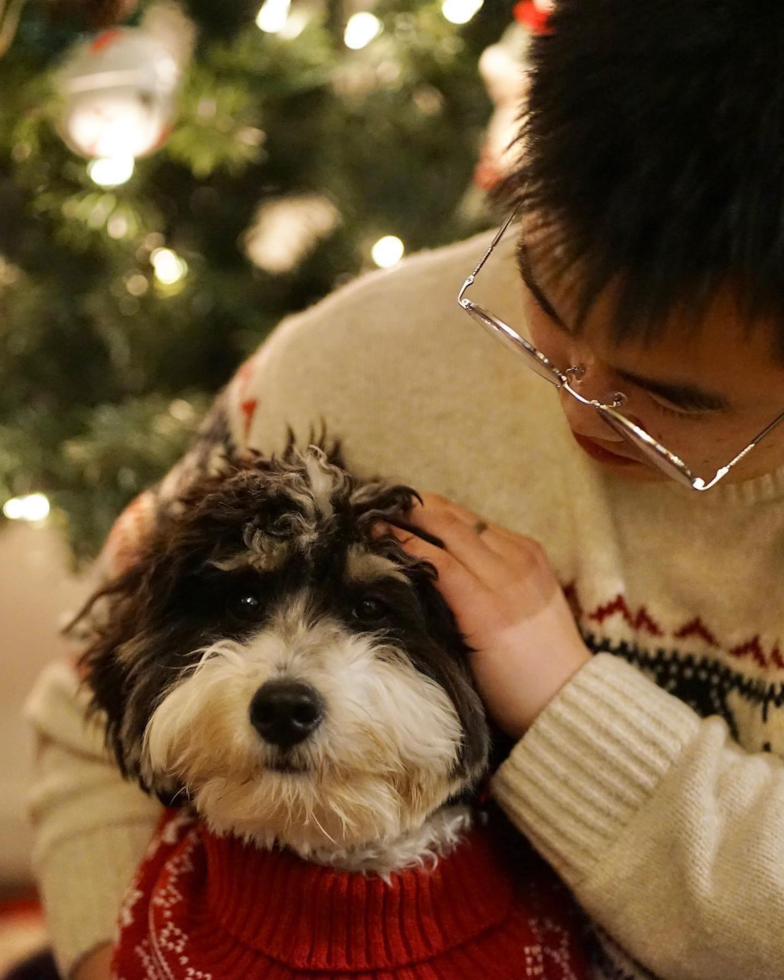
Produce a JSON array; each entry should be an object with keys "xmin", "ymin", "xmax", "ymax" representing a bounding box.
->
[{"xmin": 77, "ymin": 442, "xmax": 590, "ymax": 979}]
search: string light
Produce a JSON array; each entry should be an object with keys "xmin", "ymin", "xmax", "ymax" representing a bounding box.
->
[
  {"xmin": 344, "ymin": 12, "xmax": 382, "ymax": 50},
  {"xmin": 126, "ymin": 273, "xmax": 149, "ymax": 296},
  {"xmin": 256, "ymin": 0, "xmax": 291, "ymax": 33},
  {"xmin": 371, "ymin": 235, "xmax": 404, "ymax": 268},
  {"xmin": 441, "ymin": 0, "xmax": 484, "ymax": 25},
  {"xmin": 244, "ymin": 195, "xmax": 340, "ymax": 274},
  {"xmin": 151, "ymin": 247, "xmax": 188, "ymax": 285},
  {"xmin": 3, "ymin": 493, "xmax": 50, "ymax": 522},
  {"xmin": 88, "ymin": 155, "xmax": 135, "ymax": 188},
  {"xmin": 279, "ymin": 9, "xmax": 309, "ymax": 39}
]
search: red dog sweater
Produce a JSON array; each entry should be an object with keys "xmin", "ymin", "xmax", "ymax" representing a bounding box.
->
[{"xmin": 112, "ymin": 808, "xmax": 590, "ymax": 979}]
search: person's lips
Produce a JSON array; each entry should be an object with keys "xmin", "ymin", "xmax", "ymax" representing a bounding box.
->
[{"xmin": 572, "ymin": 432, "xmax": 640, "ymax": 466}]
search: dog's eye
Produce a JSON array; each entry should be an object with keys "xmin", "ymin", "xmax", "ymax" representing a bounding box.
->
[
  {"xmin": 352, "ymin": 597, "xmax": 387, "ymax": 623},
  {"xmin": 228, "ymin": 593, "xmax": 262, "ymax": 620}
]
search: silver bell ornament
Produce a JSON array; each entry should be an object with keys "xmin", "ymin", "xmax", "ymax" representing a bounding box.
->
[{"xmin": 58, "ymin": 1, "xmax": 194, "ymax": 160}]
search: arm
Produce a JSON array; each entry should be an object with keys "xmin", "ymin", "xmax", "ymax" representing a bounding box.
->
[
  {"xmin": 492, "ymin": 652, "xmax": 784, "ymax": 980},
  {"xmin": 25, "ymin": 659, "xmax": 161, "ymax": 980},
  {"xmin": 397, "ymin": 494, "xmax": 784, "ymax": 980}
]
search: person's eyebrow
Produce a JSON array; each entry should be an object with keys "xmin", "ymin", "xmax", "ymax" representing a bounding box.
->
[
  {"xmin": 516, "ymin": 241, "xmax": 570, "ymax": 330},
  {"xmin": 515, "ymin": 242, "xmax": 731, "ymax": 412}
]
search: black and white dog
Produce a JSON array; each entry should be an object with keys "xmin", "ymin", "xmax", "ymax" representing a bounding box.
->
[{"xmin": 79, "ymin": 443, "xmax": 494, "ymax": 876}]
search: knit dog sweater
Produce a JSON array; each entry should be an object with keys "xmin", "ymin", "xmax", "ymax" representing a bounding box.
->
[{"xmin": 111, "ymin": 808, "xmax": 590, "ymax": 980}]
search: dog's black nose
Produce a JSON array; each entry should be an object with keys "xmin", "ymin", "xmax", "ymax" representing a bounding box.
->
[{"xmin": 249, "ymin": 679, "xmax": 325, "ymax": 748}]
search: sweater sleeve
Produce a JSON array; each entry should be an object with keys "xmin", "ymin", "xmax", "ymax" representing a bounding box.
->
[
  {"xmin": 24, "ymin": 659, "xmax": 162, "ymax": 980},
  {"xmin": 490, "ymin": 651, "xmax": 784, "ymax": 980}
]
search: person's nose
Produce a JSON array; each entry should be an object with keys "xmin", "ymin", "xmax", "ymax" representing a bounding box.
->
[{"xmin": 558, "ymin": 356, "xmax": 631, "ymax": 443}]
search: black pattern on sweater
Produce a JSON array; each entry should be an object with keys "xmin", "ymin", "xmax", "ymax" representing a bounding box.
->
[{"xmin": 583, "ymin": 631, "xmax": 784, "ymax": 747}]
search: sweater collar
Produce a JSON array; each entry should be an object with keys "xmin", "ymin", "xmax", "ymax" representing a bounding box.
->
[
  {"xmin": 657, "ymin": 458, "xmax": 784, "ymax": 506},
  {"xmin": 201, "ymin": 822, "xmax": 515, "ymax": 972}
]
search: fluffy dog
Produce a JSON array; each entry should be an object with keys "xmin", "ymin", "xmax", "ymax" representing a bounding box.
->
[{"xmin": 78, "ymin": 443, "xmax": 589, "ymax": 979}]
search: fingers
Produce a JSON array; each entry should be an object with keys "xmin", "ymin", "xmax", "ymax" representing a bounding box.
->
[
  {"xmin": 409, "ymin": 493, "xmax": 530, "ymax": 564},
  {"xmin": 387, "ymin": 527, "xmax": 492, "ymax": 638}
]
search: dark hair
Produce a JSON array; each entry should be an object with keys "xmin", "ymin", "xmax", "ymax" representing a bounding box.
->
[{"xmin": 507, "ymin": 0, "xmax": 784, "ymax": 354}]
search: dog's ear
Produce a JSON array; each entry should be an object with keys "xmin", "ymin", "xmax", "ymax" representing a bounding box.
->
[
  {"xmin": 350, "ymin": 481, "xmax": 421, "ymax": 526},
  {"xmin": 68, "ymin": 512, "xmax": 192, "ymax": 778},
  {"xmin": 68, "ymin": 556, "xmax": 154, "ymax": 775}
]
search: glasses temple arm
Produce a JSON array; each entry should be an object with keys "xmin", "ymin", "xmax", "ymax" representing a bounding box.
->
[{"xmin": 457, "ymin": 203, "xmax": 523, "ymax": 309}]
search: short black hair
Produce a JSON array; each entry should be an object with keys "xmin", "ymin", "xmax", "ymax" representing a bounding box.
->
[{"xmin": 507, "ymin": 0, "xmax": 784, "ymax": 354}]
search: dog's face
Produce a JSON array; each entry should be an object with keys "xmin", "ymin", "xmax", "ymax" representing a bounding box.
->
[{"xmin": 81, "ymin": 447, "xmax": 490, "ymax": 856}]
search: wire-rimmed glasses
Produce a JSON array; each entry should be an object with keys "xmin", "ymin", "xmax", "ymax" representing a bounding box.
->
[{"xmin": 458, "ymin": 208, "xmax": 784, "ymax": 492}]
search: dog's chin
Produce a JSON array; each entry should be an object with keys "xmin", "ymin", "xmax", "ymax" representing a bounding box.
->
[
  {"xmin": 137, "ymin": 633, "xmax": 478, "ymax": 859},
  {"xmin": 266, "ymin": 759, "xmax": 311, "ymax": 774},
  {"xmin": 179, "ymin": 764, "xmax": 466, "ymax": 860}
]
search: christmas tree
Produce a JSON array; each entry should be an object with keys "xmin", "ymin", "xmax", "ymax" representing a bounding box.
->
[{"xmin": 0, "ymin": 0, "xmax": 518, "ymax": 562}]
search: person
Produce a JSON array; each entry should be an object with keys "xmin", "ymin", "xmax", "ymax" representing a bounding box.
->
[{"xmin": 23, "ymin": 1, "xmax": 784, "ymax": 978}]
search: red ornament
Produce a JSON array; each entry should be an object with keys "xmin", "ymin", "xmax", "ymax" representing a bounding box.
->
[{"xmin": 514, "ymin": 0, "xmax": 554, "ymax": 35}]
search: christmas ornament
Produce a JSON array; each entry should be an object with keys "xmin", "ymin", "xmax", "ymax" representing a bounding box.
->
[
  {"xmin": 474, "ymin": 2, "xmax": 554, "ymax": 191},
  {"xmin": 474, "ymin": 25, "xmax": 529, "ymax": 191},
  {"xmin": 243, "ymin": 195, "xmax": 340, "ymax": 274},
  {"xmin": 513, "ymin": 0, "xmax": 554, "ymax": 36},
  {"xmin": 57, "ymin": 2, "xmax": 194, "ymax": 160}
]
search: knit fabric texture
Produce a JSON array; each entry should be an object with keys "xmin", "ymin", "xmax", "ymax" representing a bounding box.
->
[{"xmin": 111, "ymin": 808, "xmax": 590, "ymax": 980}]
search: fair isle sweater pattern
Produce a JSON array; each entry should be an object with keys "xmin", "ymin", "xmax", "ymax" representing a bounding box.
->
[{"xmin": 563, "ymin": 583, "xmax": 783, "ymax": 750}]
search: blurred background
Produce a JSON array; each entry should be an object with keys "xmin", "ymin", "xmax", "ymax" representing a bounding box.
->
[{"xmin": 0, "ymin": 0, "xmax": 550, "ymax": 967}]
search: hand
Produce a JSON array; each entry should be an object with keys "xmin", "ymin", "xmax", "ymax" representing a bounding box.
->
[
  {"xmin": 71, "ymin": 943, "xmax": 112, "ymax": 980},
  {"xmin": 391, "ymin": 493, "xmax": 591, "ymax": 739}
]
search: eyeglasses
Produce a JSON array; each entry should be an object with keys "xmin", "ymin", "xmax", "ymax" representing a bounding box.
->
[{"xmin": 458, "ymin": 207, "xmax": 784, "ymax": 492}]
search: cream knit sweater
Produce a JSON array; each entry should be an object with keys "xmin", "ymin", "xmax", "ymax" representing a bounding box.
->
[{"xmin": 25, "ymin": 229, "xmax": 784, "ymax": 980}]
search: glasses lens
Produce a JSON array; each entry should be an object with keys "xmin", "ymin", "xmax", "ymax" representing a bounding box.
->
[
  {"xmin": 465, "ymin": 302, "xmax": 561, "ymax": 385},
  {"xmin": 598, "ymin": 408, "xmax": 695, "ymax": 488}
]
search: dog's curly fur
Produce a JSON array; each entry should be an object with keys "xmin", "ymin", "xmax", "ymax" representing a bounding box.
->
[{"xmin": 75, "ymin": 441, "xmax": 493, "ymax": 872}]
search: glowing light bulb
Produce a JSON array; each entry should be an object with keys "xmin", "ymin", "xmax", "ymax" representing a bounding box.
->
[
  {"xmin": 3, "ymin": 492, "xmax": 51, "ymax": 522},
  {"xmin": 151, "ymin": 247, "xmax": 188, "ymax": 285},
  {"xmin": 371, "ymin": 235, "xmax": 404, "ymax": 268},
  {"xmin": 256, "ymin": 0, "xmax": 291, "ymax": 33},
  {"xmin": 441, "ymin": 0, "xmax": 484, "ymax": 25},
  {"xmin": 88, "ymin": 155, "xmax": 135, "ymax": 187},
  {"xmin": 344, "ymin": 12, "xmax": 382, "ymax": 50},
  {"xmin": 279, "ymin": 9, "xmax": 309, "ymax": 39}
]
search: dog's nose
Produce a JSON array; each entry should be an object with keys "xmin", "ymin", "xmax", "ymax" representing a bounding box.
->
[{"xmin": 249, "ymin": 679, "xmax": 325, "ymax": 748}]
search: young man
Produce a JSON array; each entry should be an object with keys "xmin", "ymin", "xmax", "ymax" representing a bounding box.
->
[{"xmin": 26, "ymin": 1, "xmax": 784, "ymax": 977}]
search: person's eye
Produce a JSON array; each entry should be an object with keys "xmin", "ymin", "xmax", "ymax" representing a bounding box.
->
[{"xmin": 650, "ymin": 397, "xmax": 708, "ymax": 421}]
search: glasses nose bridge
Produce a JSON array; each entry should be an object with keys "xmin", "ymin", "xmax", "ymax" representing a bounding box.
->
[{"xmin": 558, "ymin": 353, "xmax": 627, "ymax": 413}]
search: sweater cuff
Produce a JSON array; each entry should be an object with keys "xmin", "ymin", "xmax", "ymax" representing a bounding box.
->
[
  {"xmin": 36, "ymin": 820, "xmax": 156, "ymax": 979},
  {"xmin": 490, "ymin": 652, "xmax": 701, "ymax": 887}
]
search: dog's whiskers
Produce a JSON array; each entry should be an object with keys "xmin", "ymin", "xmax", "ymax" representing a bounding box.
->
[
  {"xmin": 308, "ymin": 809, "xmax": 337, "ymax": 846},
  {"xmin": 168, "ymin": 785, "xmax": 189, "ymax": 805}
]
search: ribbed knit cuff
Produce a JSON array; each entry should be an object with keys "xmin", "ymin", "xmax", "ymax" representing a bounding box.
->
[
  {"xmin": 490, "ymin": 652, "xmax": 701, "ymax": 888},
  {"xmin": 36, "ymin": 820, "xmax": 157, "ymax": 979}
]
